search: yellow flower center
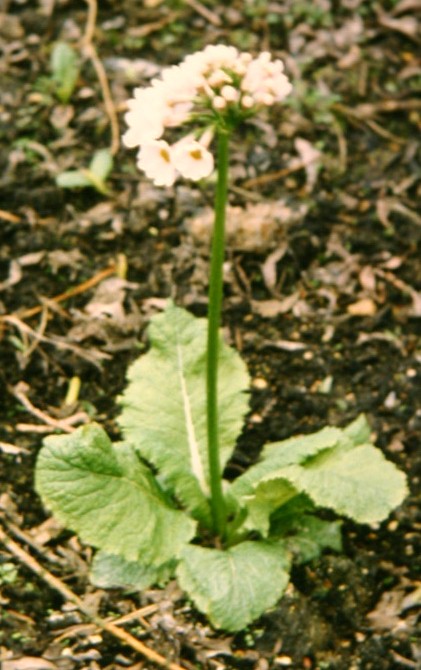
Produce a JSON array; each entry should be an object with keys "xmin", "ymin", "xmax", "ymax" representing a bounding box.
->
[
  {"xmin": 160, "ymin": 148, "xmax": 171, "ymax": 163},
  {"xmin": 189, "ymin": 149, "xmax": 203, "ymax": 161}
]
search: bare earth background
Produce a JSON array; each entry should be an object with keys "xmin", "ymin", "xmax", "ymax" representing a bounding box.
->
[{"xmin": 0, "ymin": 1, "xmax": 420, "ymax": 669}]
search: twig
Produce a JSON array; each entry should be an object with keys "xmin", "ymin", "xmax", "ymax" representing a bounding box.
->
[
  {"xmin": 183, "ymin": 0, "xmax": 221, "ymax": 25},
  {"xmin": 0, "ymin": 209, "xmax": 21, "ymax": 223},
  {"xmin": 2, "ymin": 315, "xmax": 111, "ymax": 367},
  {"xmin": 1, "ymin": 518, "xmax": 63, "ymax": 566},
  {"xmin": 364, "ymin": 119, "xmax": 407, "ymax": 144},
  {"xmin": 128, "ymin": 12, "xmax": 179, "ymax": 38},
  {"xmin": 7, "ymin": 263, "xmax": 116, "ymax": 321},
  {"xmin": 242, "ymin": 158, "xmax": 317, "ymax": 189},
  {"xmin": 334, "ymin": 98, "xmax": 421, "ymax": 120},
  {"xmin": 21, "ymin": 305, "xmax": 49, "ymax": 360},
  {"xmin": 332, "ymin": 116, "xmax": 347, "ymax": 173},
  {"xmin": 0, "ymin": 441, "xmax": 30, "ymax": 455},
  {"xmin": 82, "ymin": 0, "xmax": 120, "ymax": 155},
  {"xmin": 16, "ymin": 423, "xmax": 69, "ymax": 433},
  {"xmin": 0, "ymin": 525, "xmax": 189, "ymax": 670},
  {"xmin": 53, "ymin": 605, "xmax": 158, "ymax": 643},
  {"xmin": 9, "ymin": 382, "xmax": 89, "ymax": 434}
]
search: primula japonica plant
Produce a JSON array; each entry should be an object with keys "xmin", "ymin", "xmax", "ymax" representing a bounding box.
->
[{"xmin": 35, "ymin": 45, "xmax": 407, "ymax": 632}]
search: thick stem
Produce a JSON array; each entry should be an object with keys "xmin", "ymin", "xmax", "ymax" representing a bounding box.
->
[{"xmin": 207, "ymin": 129, "xmax": 230, "ymax": 538}]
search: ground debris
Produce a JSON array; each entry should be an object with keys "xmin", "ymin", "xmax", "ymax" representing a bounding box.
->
[{"xmin": 185, "ymin": 201, "xmax": 308, "ymax": 253}]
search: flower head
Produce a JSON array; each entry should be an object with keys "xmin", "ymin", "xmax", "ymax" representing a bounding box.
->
[
  {"xmin": 136, "ymin": 140, "xmax": 177, "ymax": 187},
  {"xmin": 123, "ymin": 45, "xmax": 292, "ymax": 186},
  {"xmin": 173, "ymin": 140, "xmax": 214, "ymax": 181}
]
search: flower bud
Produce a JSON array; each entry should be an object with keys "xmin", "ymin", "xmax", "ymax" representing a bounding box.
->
[
  {"xmin": 213, "ymin": 96, "xmax": 227, "ymax": 110},
  {"xmin": 220, "ymin": 85, "xmax": 239, "ymax": 103}
]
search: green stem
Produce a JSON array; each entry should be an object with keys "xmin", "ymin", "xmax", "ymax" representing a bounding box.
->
[{"xmin": 207, "ymin": 129, "xmax": 230, "ymax": 538}]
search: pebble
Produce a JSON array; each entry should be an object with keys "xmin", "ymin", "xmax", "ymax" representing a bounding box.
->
[
  {"xmin": 274, "ymin": 656, "xmax": 293, "ymax": 667},
  {"xmin": 250, "ymin": 413, "xmax": 264, "ymax": 424},
  {"xmin": 252, "ymin": 377, "xmax": 268, "ymax": 389}
]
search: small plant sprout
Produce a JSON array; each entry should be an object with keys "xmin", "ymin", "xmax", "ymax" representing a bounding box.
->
[
  {"xmin": 56, "ymin": 148, "xmax": 113, "ymax": 194},
  {"xmin": 50, "ymin": 42, "xmax": 80, "ymax": 104},
  {"xmin": 35, "ymin": 45, "xmax": 407, "ymax": 632}
]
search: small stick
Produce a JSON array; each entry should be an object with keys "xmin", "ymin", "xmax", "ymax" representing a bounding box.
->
[
  {"xmin": 9, "ymin": 382, "xmax": 89, "ymax": 433},
  {"xmin": 334, "ymin": 98, "xmax": 421, "ymax": 120},
  {"xmin": 82, "ymin": 0, "xmax": 120, "ymax": 155},
  {"xmin": 10, "ymin": 263, "xmax": 116, "ymax": 321},
  {"xmin": 242, "ymin": 158, "xmax": 317, "ymax": 189},
  {"xmin": 183, "ymin": 0, "xmax": 221, "ymax": 26},
  {"xmin": 0, "ymin": 209, "xmax": 21, "ymax": 223},
  {"xmin": 0, "ymin": 525, "xmax": 189, "ymax": 670}
]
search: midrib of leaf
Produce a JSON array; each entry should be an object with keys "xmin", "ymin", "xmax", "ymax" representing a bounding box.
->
[{"xmin": 176, "ymin": 342, "xmax": 209, "ymax": 496}]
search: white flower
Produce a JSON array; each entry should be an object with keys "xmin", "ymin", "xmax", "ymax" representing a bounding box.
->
[
  {"xmin": 241, "ymin": 94, "xmax": 255, "ymax": 109},
  {"xmin": 242, "ymin": 54, "xmax": 292, "ymax": 104},
  {"xmin": 172, "ymin": 140, "xmax": 214, "ymax": 181},
  {"xmin": 122, "ymin": 88, "xmax": 166, "ymax": 147},
  {"xmin": 124, "ymin": 46, "xmax": 293, "ymax": 186},
  {"xmin": 207, "ymin": 69, "xmax": 233, "ymax": 88},
  {"xmin": 220, "ymin": 85, "xmax": 239, "ymax": 103},
  {"xmin": 213, "ymin": 96, "xmax": 227, "ymax": 110},
  {"xmin": 136, "ymin": 140, "xmax": 177, "ymax": 187},
  {"xmin": 184, "ymin": 45, "xmax": 239, "ymax": 75},
  {"xmin": 153, "ymin": 68, "xmax": 198, "ymax": 127}
]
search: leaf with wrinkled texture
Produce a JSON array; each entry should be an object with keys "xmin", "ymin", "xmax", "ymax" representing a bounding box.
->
[
  {"xmin": 35, "ymin": 423, "xmax": 195, "ymax": 565},
  {"xmin": 231, "ymin": 416, "xmax": 407, "ymax": 529},
  {"xmin": 277, "ymin": 444, "xmax": 407, "ymax": 523},
  {"xmin": 282, "ymin": 516, "xmax": 343, "ymax": 563},
  {"xmin": 91, "ymin": 551, "xmax": 174, "ymax": 590},
  {"xmin": 118, "ymin": 303, "xmax": 249, "ymax": 524},
  {"xmin": 242, "ymin": 478, "xmax": 297, "ymax": 536},
  {"xmin": 177, "ymin": 541, "xmax": 290, "ymax": 631},
  {"xmin": 230, "ymin": 424, "xmax": 347, "ymax": 502}
]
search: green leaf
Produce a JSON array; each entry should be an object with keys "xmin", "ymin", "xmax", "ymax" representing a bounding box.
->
[
  {"xmin": 89, "ymin": 149, "xmax": 113, "ymax": 182},
  {"xmin": 50, "ymin": 42, "xmax": 79, "ymax": 103},
  {"xmin": 242, "ymin": 478, "xmax": 297, "ymax": 536},
  {"xmin": 91, "ymin": 551, "xmax": 175, "ymax": 590},
  {"xmin": 343, "ymin": 413, "xmax": 371, "ymax": 445},
  {"xmin": 230, "ymin": 417, "xmax": 407, "ymax": 530},
  {"xmin": 278, "ymin": 443, "xmax": 408, "ymax": 524},
  {"xmin": 284, "ymin": 516, "xmax": 343, "ymax": 563},
  {"xmin": 56, "ymin": 152, "xmax": 112, "ymax": 194},
  {"xmin": 35, "ymin": 423, "xmax": 196, "ymax": 565},
  {"xmin": 56, "ymin": 170, "xmax": 93, "ymax": 189},
  {"xmin": 270, "ymin": 499, "xmax": 343, "ymax": 563},
  {"xmin": 230, "ymin": 424, "xmax": 347, "ymax": 502},
  {"xmin": 118, "ymin": 303, "xmax": 249, "ymax": 524},
  {"xmin": 177, "ymin": 541, "xmax": 290, "ymax": 631}
]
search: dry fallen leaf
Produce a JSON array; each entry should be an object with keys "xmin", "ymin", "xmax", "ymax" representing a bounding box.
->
[
  {"xmin": 367, "ymin": 584, "xmax": 421, "ymax": 633},
  {"xmin": 261, "ymin": 243, "xmax": 289, "ymax": 294},
  {"xmin": 2, "ymin": 658, "xmax": 58, "ymax": 670},
  {"xmin": 0, "ymin": 260, "xmax": 22, "ymax": 291},
  {"xmin": 47, "ymin": 249, "xmax": 85, "ymax": 274},
  {"xmin": 359, "ymin": 266, "xmax": 377, "ymax": 292},
  {"xmin": 347, "ymin": 298, "xmax": 377, "ymax": 316},
  {"xmin": 251, "ymin": 294, "xmax": 301, "ymax": 318},
  {"xmin": 185, "ymin": 201, "xmax": 307, "ymax": 252},
  {"xmin": 293, "ymin": 137, "xmax": 322, "ymax": 192},
  {"xmin": 378, "ymin": 13, "xmax": 420, "ymax": 40}
]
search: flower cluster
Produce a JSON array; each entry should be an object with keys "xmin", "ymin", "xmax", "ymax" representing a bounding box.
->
[{"xmin": 123, "ymin": 45, "xmax": 292, "ymax": 186}]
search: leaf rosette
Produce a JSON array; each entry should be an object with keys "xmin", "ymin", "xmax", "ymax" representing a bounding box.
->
[{"xmin": 35, "ymin": 305, "xmax": 408, "ymax": 632}]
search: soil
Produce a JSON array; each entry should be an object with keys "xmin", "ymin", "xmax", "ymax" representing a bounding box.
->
[{"xmin": 0, "ymin": 1, "xmax": 420, "ymax": 669}]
